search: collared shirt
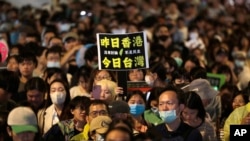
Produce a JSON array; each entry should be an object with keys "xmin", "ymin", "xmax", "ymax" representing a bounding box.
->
[{"xmin": 52, "ymin": 107, "xmax": 60, "ymax": 125}]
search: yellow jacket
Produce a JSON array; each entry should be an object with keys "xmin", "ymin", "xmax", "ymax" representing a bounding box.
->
[
  {"xmin": 223, "ymin": 102, "xmax": 250, "ymax": 141},
  {"xmin": 71, "ymin": 124, "xmax": 89, "ymax": 141}
]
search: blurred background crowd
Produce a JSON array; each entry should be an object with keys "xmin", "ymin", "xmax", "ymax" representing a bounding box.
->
[{"xmin": 0, "ymin": 0, "xmax": 250, "ymax": 141}]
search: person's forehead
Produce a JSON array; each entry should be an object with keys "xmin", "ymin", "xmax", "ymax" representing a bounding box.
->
[
  {"xmin": 90, "ymin": 104, "xmax": 107, "ymax": 111},
  {"xmin": 97, "ymin": 70, "xmax": 110, "ymax": 76},
  {"xmin": 51, "ymin": 38, "xmax": 62, "ymax": 42},
  {"xmin": 159, "ymin": 90, "xmax": 178, "ymax": 100},
  {"xmin": 44, "ymin": 32, "xmax": 55, "ymax": 36},
  {"xmin": 47, "ymin": 53, "xmax": 60, "ymax": 58},
  {"xmin": 65, "ymin": 38, "xmax": 77, "ymax": 43},
  {"xmin": 19, "ymin": 60, "xmax": 34, "ymax": 64},
  {"xmin": 50, "ymin": 82, "xmax": 64, "ymax": 88},
  {"xmin": 27, "ymin": 89, "xmax": 42, "ymax": 95},
  {"xmin": 129, "ymin": 95, "xmax": 143, "ymax": 101},
  {"xmin": 183, "ymin": 107, "xmax": 198, "ymax": 113}
]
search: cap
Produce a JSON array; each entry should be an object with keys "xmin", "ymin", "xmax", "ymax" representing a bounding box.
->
[
  {"xmin": 7, "ymin": 107, "xmax": 38, "ymax": 134},
  {"xmin": 62, "ymin": 32, "xmax": 79, "ymax": 43},
  {"xmin": 108, "ymin": 100, "xmax": 130, "ymax": 116},
  {"xmin": 90, "ymin": 116, "xmax": 112, "ymax": 134},
  {"xmin": 189, "ymin": 79, "xmax": 218, "ymax": 100}
]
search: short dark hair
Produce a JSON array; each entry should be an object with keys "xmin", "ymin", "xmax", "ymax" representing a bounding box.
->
[
  {"xmin": 17, "ymin": 52, "xmax": 38, "ymax": 67},
  {"xmin": 104, "ymin": 126, "xmax": 133, "ymax": 141},
  {"xmin": 86, "ymin": 100, "xmax": 108, "ymax": 115},
  {"xmin": 126, "ymin": 90, "xmax": 146, "ymax": 104},
  {"xmin": 6, "ymin": 55, "xmax": 19, "ymax": 63},
  {"xmin": 158, "ymin": 85, "xmax": 185, "ymax": 104},
  {"xmin": 84, "ymin": 45, "xmax": 97, "ymax": 62},
  {"xmin": 45, "ymin": 45, "xmax": 62, "ymax": 58},
  {"xmin": 43, "ymin": 67, "xmax": 68, "ymax": 86},
  {"xmin": 0, "ymin": 69, "xmax": 19, "ymax": 94},
  {"xmin": 190, "ymin": 66, "xmax": 207, "ymax": 80},
  {"xmin": 62, "ymin": 96, "xmax": 91, "ymax": 119},
  {"xmin": 149, "ymin": 62, "xmax": 167, "ymax": 82},
  {"xmin": 171, "ymin": 68, "xmax": 190, "ymax": 83},
  {"xmin": 25, "ymin": 77, "xmax": 47, "ymax": 94}
]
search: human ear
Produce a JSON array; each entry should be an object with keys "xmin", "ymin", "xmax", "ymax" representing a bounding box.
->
[{"xmin": 6, "ymin": 126, "xmax": 13, "ymax": 137}]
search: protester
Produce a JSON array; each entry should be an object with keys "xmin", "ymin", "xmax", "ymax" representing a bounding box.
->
[
  {"xmin": 189, "ymin": 78, "xmax": 221, "ymax": 127},
  {"xmin": 1, "ymin": 1, "xmax": 250, "ymax": 140},
  {"xmin": 37, "ymin": 79, "xmax": 71, "ymax": 135},
  {"xmin": 78, "ymin": 99, "xmax": 109, "ymax": 140},
  {"xmin": 126, "ymin": 90, "xmax": 149, "ymax": 135},
  {"xmin": 0, "ymin": 69, "xmax": 19, "ymax": 112},
  {"xmin": 16, "ymin": 52, "xmax": 37, "ymax": 102},
  {"xmin": 24, "ymin": 77, "xmax": 47, "ymax": 113},
  {"xmin": 182, "ymin": 91, "xmax": 217, "ymax": 141},
  {"xmin": 7, "ymin": 106, "xmax": 41, "ymax": 141},
  {"xmin": 43, "ymin": 96, "xmax": 91, "ymax": 141},
  {"xmin": 223, "ymin": 102, "xmax": 250, "ymax": 141},
  {"xmin": 6, "ymin": 55, "xmax": 19, "ymax": 72},
  {"xmin": 104, "ymin": 127, "xmax": 133, "ymax": 141},
  {"xmin": 70, "ymin": 65, "xmax": 92, "ymax": 99},
  {"xmin": 147, "ymin": 85, "xmax": 202, "ymax": 140}
]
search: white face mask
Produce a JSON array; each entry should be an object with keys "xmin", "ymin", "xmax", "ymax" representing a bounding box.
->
[
  {"xmin": 47, "ymin": 61, "xmax": 61, "ymax": 68},
  {"xmin": 95, "ymin": 133, "xmax": 104, "ymax": 141},
  {"xmin": 235, "ymin": 60, "xmax": 245, "ymax": 68},
  {"xmin": 189, "ymin": 32, "xmax": 198, "ymax": 40},
  {"xmin": 50, "ymin": 92, "xmax": 66, "ymax": 105}
]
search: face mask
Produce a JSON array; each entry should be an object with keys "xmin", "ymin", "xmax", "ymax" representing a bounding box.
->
[
  {"xmin": 129, "ymin": 104, "xmax": 145, "ymax": 116},
  {"xmin": 158, "ymin": 35, "xmax": 169, "ymax": 42},
  {"xmin": 159, "ymin": 110, "xmax": 177, "ymax": 123},
  {"xmin": 91, "ymin": 63, "xmax": 98, "ymax": 69},
  {"xmin": 174, "ymin": 57, "xmax": 183, "ymax": 67},
  {"xmin": 145, "ymin": 75, "xmax": 154, "ymax": 86},
  {"xmin": 151, "ymin": 107, "xmax": 158, "ymax": 113},
  {"xmin": 95, "ymin": 134, "xmax": 104, "ymax": 141},
  {"xmin": 47, "ymin": 61, "xmax": 61, "ymax": 68},
  {"xmin": 189, "ymin": 32, "xmax": 198, "ymax": 40},
  {"xmin": 50, "ymin": 92, "xmax": 66, "ymax": 105},
  {"xmin": 235, "ymin": 60, "xmax": 245, "ymax": 68}
]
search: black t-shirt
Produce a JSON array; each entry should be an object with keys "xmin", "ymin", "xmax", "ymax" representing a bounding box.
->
[{"xmin": 147, "ymin": 121, "xmax": 202, "ymax": 141}]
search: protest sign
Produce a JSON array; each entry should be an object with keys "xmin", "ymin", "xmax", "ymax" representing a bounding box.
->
[{"xmin": 96, "ymin": 31, "xmax": 149, "ymax": 70}]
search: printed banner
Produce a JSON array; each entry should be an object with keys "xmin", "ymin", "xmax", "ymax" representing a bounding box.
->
[{"xmin": 96, "ymin": 31, "xmax": 149, "ymax": 70}]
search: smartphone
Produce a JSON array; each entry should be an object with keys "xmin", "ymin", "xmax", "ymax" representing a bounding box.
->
[{"xmin": 92, "ymin": 85, "xmax": 102, "ymax": 99}]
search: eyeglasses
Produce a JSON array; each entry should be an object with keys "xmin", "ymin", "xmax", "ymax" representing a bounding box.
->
[{"xmin": 89, "ymin": 110, "xmax": 108, "ymax": 117}]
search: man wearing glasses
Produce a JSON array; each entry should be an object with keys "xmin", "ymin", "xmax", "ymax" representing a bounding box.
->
[{"xmin": 82, "ymin": 100, "xmax": 109, "ymax": 140}]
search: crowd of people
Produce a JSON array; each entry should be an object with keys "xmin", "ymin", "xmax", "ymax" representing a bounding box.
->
[{"xmin": 1, "ymin": 0, "xmax": 250, "ymax": 141}]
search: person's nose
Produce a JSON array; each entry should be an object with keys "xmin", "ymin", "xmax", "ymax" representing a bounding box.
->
[{"xmin": 162, "ymin": 104, "xmax": 169, "ymax": 111}]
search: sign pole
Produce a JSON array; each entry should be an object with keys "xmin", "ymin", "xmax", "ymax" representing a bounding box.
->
[{"xmin": 117, "ymin": 71, "xmax": 127, "ymax": 100}]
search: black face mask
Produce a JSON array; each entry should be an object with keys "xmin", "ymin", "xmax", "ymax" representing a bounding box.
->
[{"xmin": 158, "ymin": 35, "xmax": 169, "ymax": 42}]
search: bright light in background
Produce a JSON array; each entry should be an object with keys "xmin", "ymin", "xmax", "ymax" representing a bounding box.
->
[{"xmin": 80, "ymin": 11, "xmax": 86, "ymax": 16}]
